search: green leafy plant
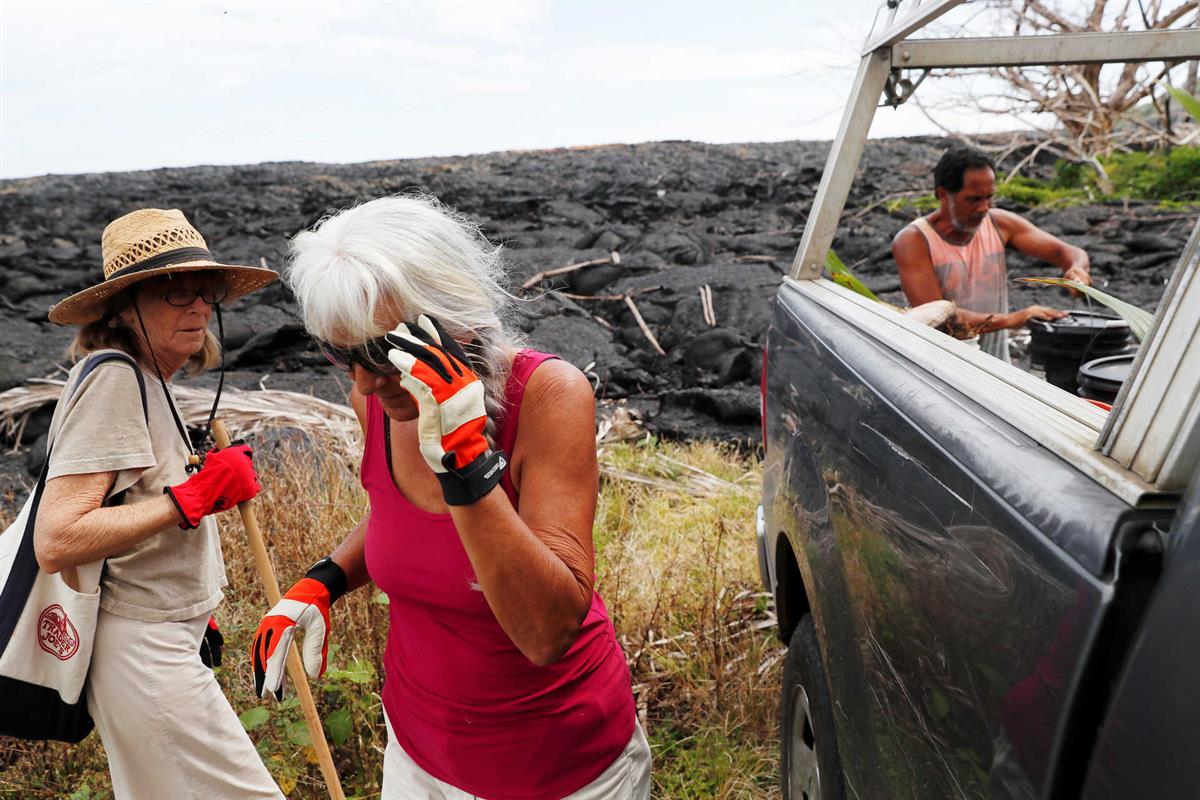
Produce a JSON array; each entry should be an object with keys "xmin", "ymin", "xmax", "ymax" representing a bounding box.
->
[
  {"xmin": 1045, "ymin": 146, "xmax": 1200, "ymax": 204},
  {"xmin": 996, "ymin": 173, "xmax": 1092, "ymax": 207},
  {"xmin": 1108, "ymin": 148, "xmax": 1200, "ymax": 202},
  {"xmin": 1000, "ymin": 145, "xmax": 1200, "ymax": 207},
  {"xmin": 1016, "ymin": 277, "xmax": 1155, "ymax": 340},
  {"xmin": 238, "ymin": 706, "xmax": 271, "ymax": 732}
]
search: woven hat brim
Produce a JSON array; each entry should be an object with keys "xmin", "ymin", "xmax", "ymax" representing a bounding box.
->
[{"xmin": 48, "ymin": 261, "xmax": 279, "ymax": 325}]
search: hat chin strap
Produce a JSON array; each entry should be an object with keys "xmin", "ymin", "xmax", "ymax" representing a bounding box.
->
[
  {"xmin": 131, "ymin": 297, "xmax": 226, "ymax": 474},
  {"xmin": 202, "ymin": 304, "xmax": 227, "ymax": 449}
]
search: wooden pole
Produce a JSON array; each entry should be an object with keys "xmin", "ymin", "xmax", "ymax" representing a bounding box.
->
[{"xmin": 213, "ymin": 420, "xmax": 345, "ymax": 800}]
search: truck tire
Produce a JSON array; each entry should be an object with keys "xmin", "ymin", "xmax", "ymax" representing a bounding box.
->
[{"xmin": 781, "ymin": 614, "xmax": 845, "ymax": 800}]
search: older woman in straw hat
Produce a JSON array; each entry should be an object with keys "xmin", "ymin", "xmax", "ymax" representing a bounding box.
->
[
  {"xmin": 36, "ymin": 208, "xmax": 284, "ymax": 799},
  {"xmin": 250, "ymin": 195, "xmax": 650, "ymax": 799}
]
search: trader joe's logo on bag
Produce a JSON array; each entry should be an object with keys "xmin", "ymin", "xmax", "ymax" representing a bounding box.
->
[{"xmin": 38, "ymin": 604, "xmax": 80, "ymax": 660}]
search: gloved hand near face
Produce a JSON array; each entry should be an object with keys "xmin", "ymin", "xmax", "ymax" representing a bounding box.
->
[{"xmin": 385, "ymin": 314, "xmax": 507, "ymax": 506}]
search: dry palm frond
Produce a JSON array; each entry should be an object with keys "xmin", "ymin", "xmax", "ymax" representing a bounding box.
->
[
  {"xmin": 0, "ymin": 380, "xmax": 64, "ymax": 448},
  {"xmin": 174, "ymin": 385, "xmax": 361, "ymax": 462},
  {"xmin": 0, "ymin": 380, "xmax": 361, "ymax": 462},
  {"xmin": 904, "ymin": 299, "xmax": 956, "ymax": 328},
  {"xmin": 1, "ymin": 377, "xmax": 744, "ymax": 499}
]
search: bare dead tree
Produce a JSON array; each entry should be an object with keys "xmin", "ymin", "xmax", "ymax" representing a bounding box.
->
[{"xmin": 919, "ymin": 0, "xmax": 1199, "ymax": 193}]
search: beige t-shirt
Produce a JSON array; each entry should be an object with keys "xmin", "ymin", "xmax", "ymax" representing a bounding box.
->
[{"xmin": 45, "ymin": 349, "xmax": 227, "ymax": 622}]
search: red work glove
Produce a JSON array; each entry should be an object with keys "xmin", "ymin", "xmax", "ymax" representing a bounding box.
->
[
  {"xmin": 385, "ymin": 314, "xmax": 507, "ymax": 506},
  {"xmin": 164, "ymin": 444, "xmax": 260, "ymax": 529},
  {"xmin": 251, "ymin": 557, "xmax": 347, "ymax": 701}
]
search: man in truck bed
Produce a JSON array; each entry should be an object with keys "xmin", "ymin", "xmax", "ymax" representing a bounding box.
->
[{"xmin": 891, "ymin": 145, "xmax": 1092, "ymax": 362}]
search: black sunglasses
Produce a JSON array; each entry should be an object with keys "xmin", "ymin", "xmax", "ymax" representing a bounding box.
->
[
  {"xmin": 143, "ymin": 286, "xmax": 229, "ymax": 307},
  {"xmin": 315, "ymin": 335, "xmax": 399, "ymax": 374}
]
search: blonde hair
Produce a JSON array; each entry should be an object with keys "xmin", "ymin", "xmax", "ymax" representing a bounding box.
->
[
  {"xmin": 287, "ymin": 194, "xmax": 524, "ymax": 429},
  {"xmin": 66, "ymin": 287, "xmax": 220, "ymax": 376}
]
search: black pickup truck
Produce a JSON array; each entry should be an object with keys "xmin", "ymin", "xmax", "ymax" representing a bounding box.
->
[
  {"xmin": 758, "ymin": 211, "xmax": 1200, "ymax": 800},
  {"xmin": 755, "ymin": 8, "xmax": 1200, "ymax": 798}
]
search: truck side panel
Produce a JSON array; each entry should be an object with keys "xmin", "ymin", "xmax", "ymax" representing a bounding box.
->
[{"xmin": 764, "ymin": 284, "xmax": 1130, "ymax": 798}]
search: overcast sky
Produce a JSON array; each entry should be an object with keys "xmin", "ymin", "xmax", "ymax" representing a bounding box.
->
[{"xmin": 2, "ymin": 1, "xmax": 1027, "ymax": 179}]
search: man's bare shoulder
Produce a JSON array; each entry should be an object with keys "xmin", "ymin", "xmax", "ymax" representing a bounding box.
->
[
  {"xmin": 989, "ymin": 207, "xmax": 1035, "ymax": 232},
  {"xmin": 892, "ymin": 222, "xmax": 924, "ymax": 247},
  {"xmin": 892, "ymin": 222, "xmax": 931, "ymax": 266}
]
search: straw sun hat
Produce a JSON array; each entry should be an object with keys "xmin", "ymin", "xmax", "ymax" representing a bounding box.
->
[{"xmin": 47, "ymin": 208, "xmax": 278, "ymax": 325}]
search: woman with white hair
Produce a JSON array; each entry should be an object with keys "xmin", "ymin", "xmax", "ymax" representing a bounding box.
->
[{"xmin": 250, "ymin": 195, "xmax": 650, "ymax": 799}]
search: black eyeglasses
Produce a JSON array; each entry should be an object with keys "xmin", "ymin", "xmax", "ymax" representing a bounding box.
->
[
  {"xmin": 315, "ymin": 335, "xmax": 399, "ymax": 375},
  {"xmin": 145, "ymin": 287, "xmax": 229, "ymax": 307}
]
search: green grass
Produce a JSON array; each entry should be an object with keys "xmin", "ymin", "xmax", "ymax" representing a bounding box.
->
[
  {"xmin": 0, "ymin": 435, "xmax": 776, "ymax": 799},
  {"xmin": 650, "ymin": 723, "xmax": 779, "ymax": 799},
  {"xmin": 884, "ymin": 193, "xmax": 939, "ymax": 214}
]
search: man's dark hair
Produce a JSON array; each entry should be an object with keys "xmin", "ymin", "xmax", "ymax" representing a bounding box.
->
[{"xmin": 933, "ymin": 146, "xmax": 996, "ymax": 193}]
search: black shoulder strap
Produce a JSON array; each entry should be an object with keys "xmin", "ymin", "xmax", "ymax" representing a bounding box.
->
[
  {"xmin": 0, "ymin": 352, "xmax": 149, "ymax": 654},
  {"xmin": 60, "ymin": 352, "xmax": 149, "ymax": 440},
  {"xmin": 71, "ymin": 352, "xmax": 149, "ymax": 506}
]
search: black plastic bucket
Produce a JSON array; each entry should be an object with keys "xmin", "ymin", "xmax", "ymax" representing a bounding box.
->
[
  {"xmin": 1077, "ymin": 353, "xmax": 1136, "ymax": 403},
  {"xmin": 1029, "ymin": 311, "xmax": 1132, "ymax": 393}
]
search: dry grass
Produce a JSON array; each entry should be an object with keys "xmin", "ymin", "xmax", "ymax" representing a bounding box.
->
[
  {"xmin": 597, "ymin": 439, "xmax": 780, "ymax": 799},
  {"xmin": 0, "ymin": 425, "xmax": 777, "ymax": 799}
]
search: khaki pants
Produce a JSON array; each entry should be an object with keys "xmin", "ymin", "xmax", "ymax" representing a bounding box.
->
[
  {"xmin": 382, "ymin": 714, "xmax": 652, "ymax": 800},
  {"xmin": 87, "ymin": 608, "xmax": 283, "ymax": 800}
]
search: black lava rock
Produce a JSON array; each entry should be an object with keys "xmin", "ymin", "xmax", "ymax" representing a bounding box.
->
[{"xmin": 0, "ymin": 137, "xmax": 1188, "ymax": 465}]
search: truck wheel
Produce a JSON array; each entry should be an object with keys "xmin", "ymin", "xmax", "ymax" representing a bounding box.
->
[{"xmin": 781, "ymin": 614, "xmax": 844, "ymax": 800}]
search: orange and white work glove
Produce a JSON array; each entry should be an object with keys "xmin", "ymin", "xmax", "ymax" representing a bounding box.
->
[
  {"xmin": 164, "ymin": 444, "xmax": 260, "ymax": 529},
  {"xmin": 385, "ymin": 314, "xmax": 507, "ymax": 506},
  {"xmin": 251, "ymin": 557, "xmax": 347, "ymax": 700}
]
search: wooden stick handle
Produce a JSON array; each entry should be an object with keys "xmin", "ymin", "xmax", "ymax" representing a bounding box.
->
[{"xmin": 213, "ymin": 421, "xmax": 346, "ymax": 800}]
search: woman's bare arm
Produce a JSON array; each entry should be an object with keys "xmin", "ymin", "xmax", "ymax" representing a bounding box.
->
[
  {"xmin": 34, "ymin": 471, "xmax": 183, "ymax": 574},
  {"xmin": 450, "ymin": 360, "xmax": 598, "ymax": 666}
]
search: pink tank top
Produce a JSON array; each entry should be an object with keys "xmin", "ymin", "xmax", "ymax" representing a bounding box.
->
[
  {"xmin": 912, "ymin": 214, "xmax": 1010, "ymax": 361},
  {"xmin": 362, "ymin": 350, "xmax": 635, "ymax": 799}
]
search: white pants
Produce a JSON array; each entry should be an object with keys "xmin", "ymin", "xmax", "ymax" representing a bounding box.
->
[
  {"xmin": 86, "ymin": 608, "xmax": 283, "ymax": 800},
  {"xmin": 382, "ymin": 714, "xmax": 652, "ymax": 800}
]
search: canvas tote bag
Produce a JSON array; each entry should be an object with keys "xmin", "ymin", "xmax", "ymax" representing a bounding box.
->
[{"xmin": 0, "ymin": 351, "xmax": 147, "ymax": 742}]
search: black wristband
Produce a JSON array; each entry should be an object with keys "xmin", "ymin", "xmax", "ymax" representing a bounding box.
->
[
  {"xmin": 436, "ymin": 450, "xmax": 508, "ymax": 506},
  {"xmin": 305, "ymin": 556, "xmax": 349, "ymax": 604},
  {"xmin": 163, "ymin": 486, "xmax": 198, "ymax": 530}
]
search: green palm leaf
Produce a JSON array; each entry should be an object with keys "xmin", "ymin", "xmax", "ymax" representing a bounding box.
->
[
  {"xmin": 1165, "ymin": 85, "xmax": 1200, "ymax": 124},
  {"xmin": 825, "ymin": 249, "xmax": 879, "ymax": 302},
  {"xmin": 1016, "ymin": 277, "xmax": 1155, "ymax": 340}
]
